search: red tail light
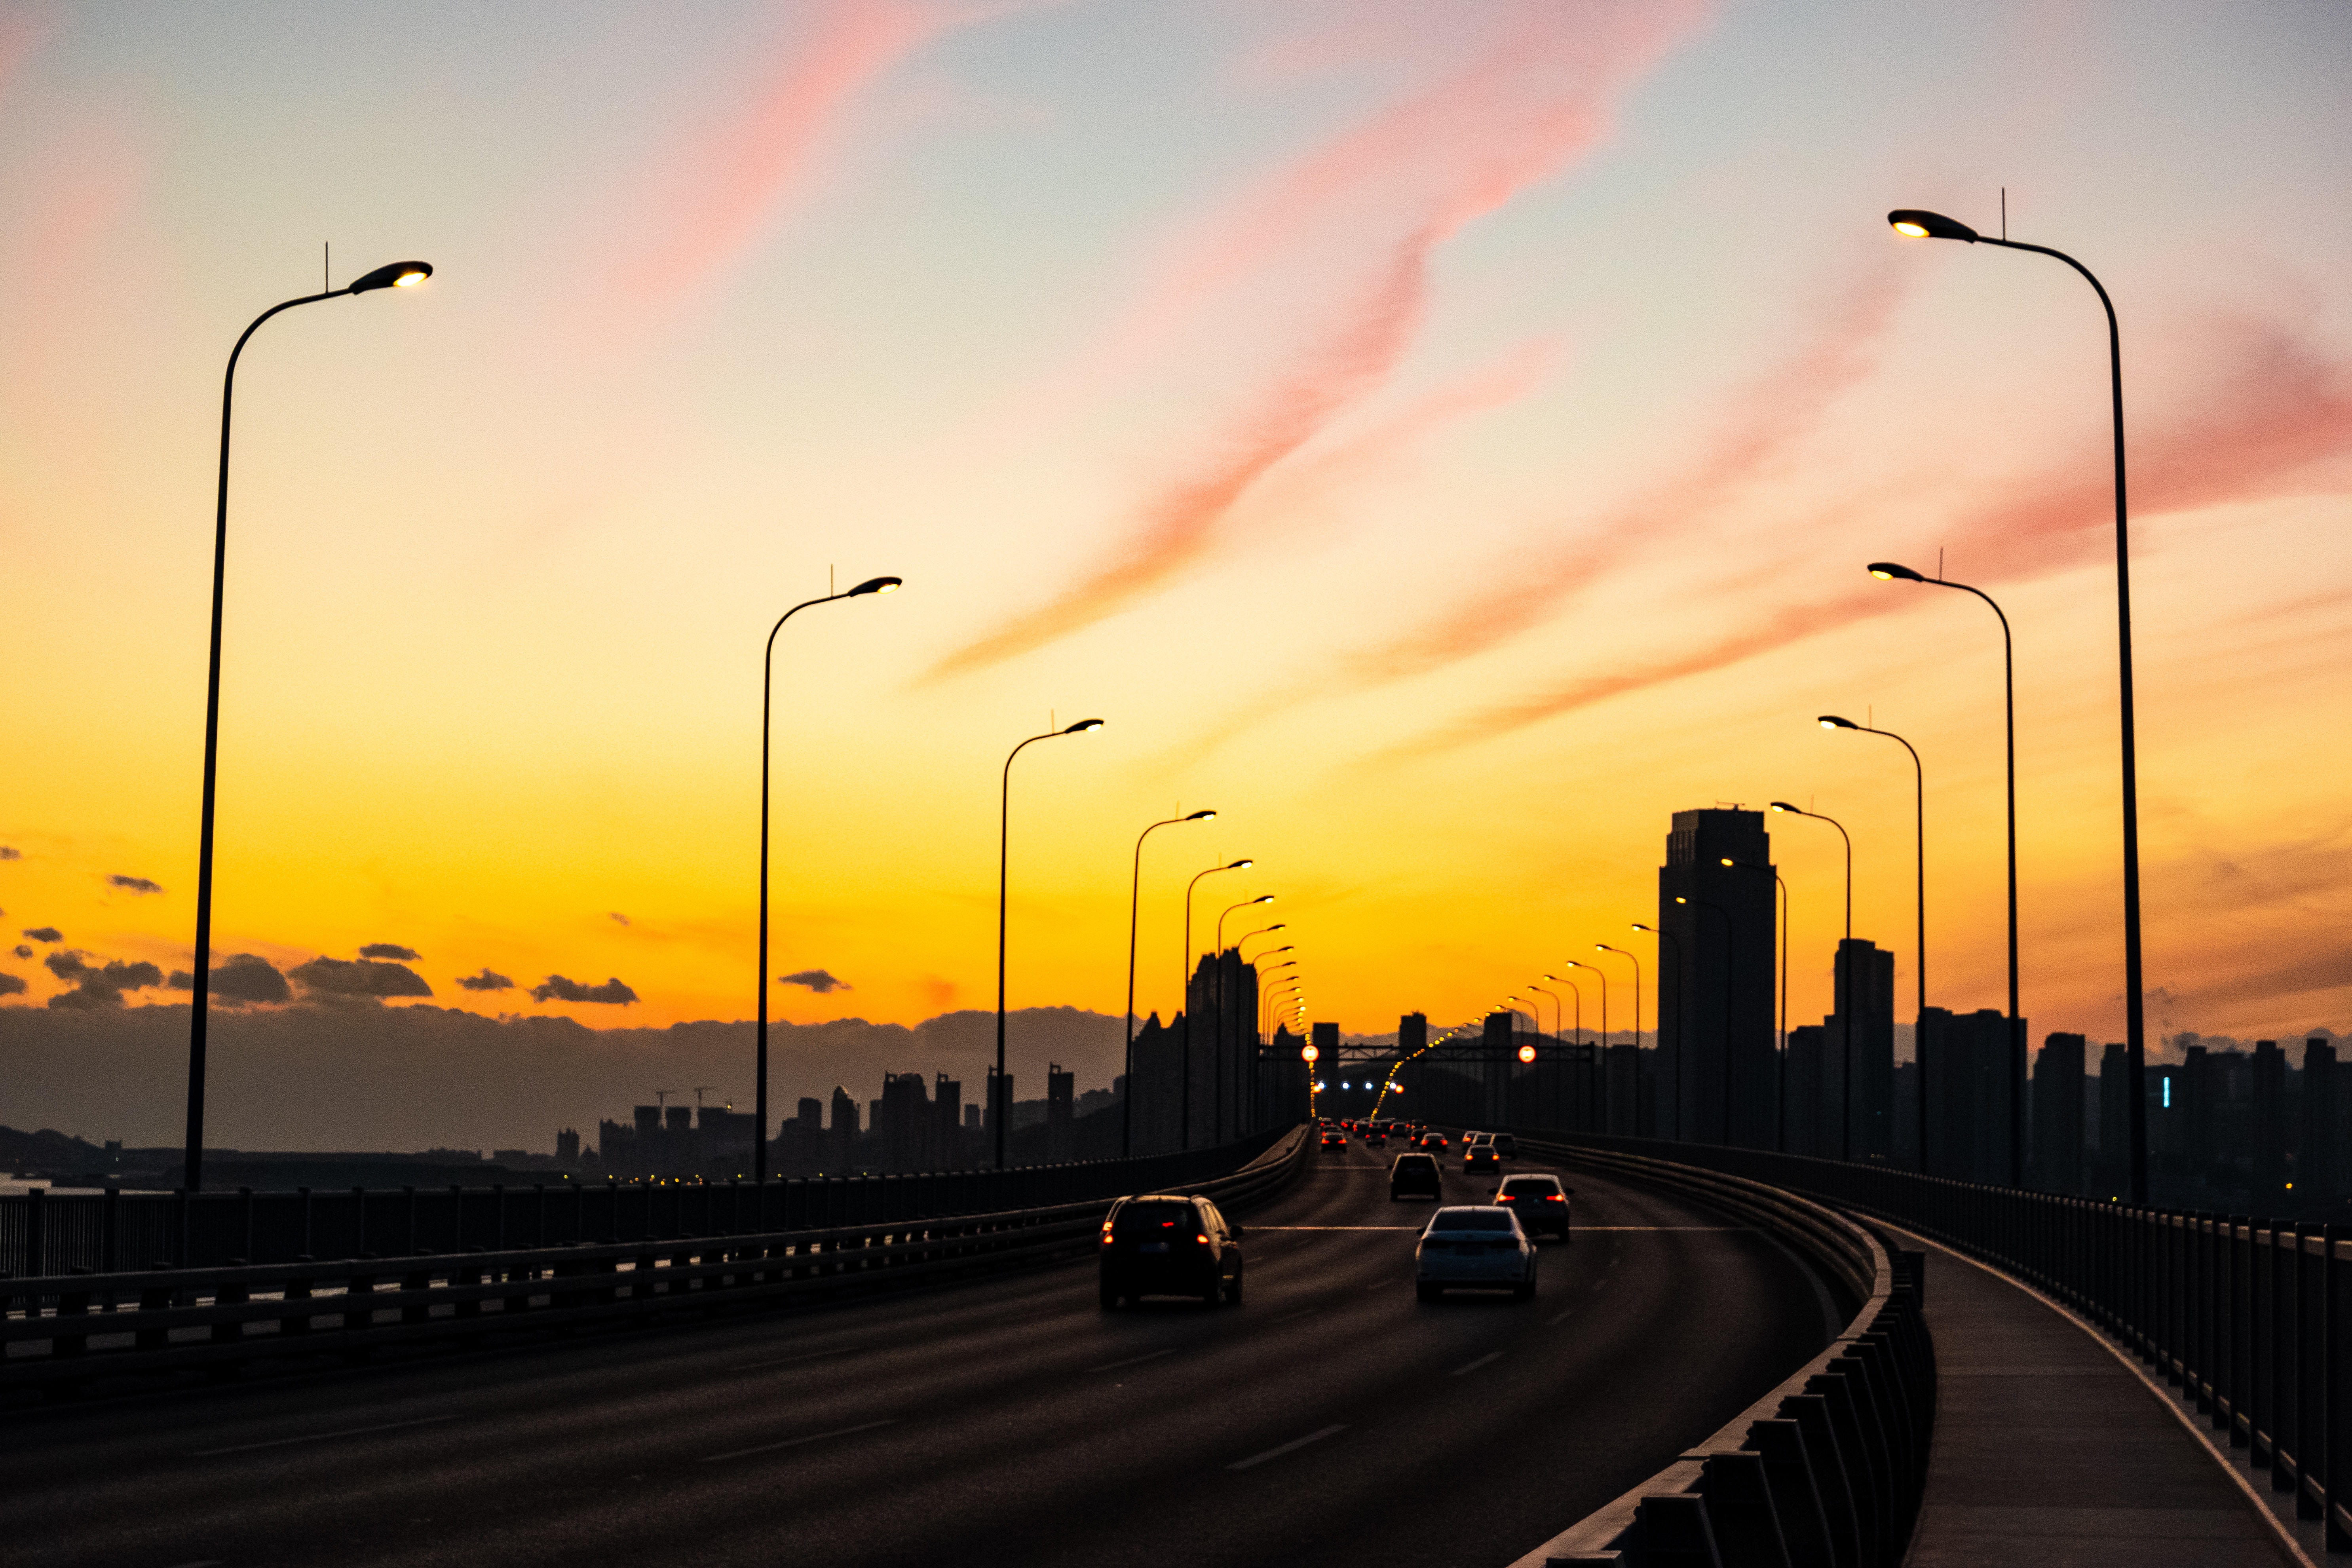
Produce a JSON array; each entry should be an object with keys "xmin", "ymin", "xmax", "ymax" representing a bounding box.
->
[
  {"xmin": 1545, "ymin": 1194, "xmax": 1565, "ymax": 1202},
  {"xmin": 1195, "ymin": 1233, "xmax": 1211, "ymax": 1245}
]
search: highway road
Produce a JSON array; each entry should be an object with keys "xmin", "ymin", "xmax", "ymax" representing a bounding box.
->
[{"xmin": 3, "ymin": 1142, "xmax": 1845, "ymax": 1568}]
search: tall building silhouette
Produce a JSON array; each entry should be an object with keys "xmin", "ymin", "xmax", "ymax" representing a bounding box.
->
[
  {"xmin": 2097, "ymin": 1043, "xmax": 2130, "ymax": 1197},
  {"xmin": 1657, "ymin": 808, "xmax": 1776, "ymax": 1146},
  {"xmin": 1923, "ymin": 1007, "xmax": 2016, "ymax": 1184},
  {"xmin": 1828, "ymin": 939, "xmax": 1895, "ymax": 1160},
  {"xmin": 2031, "ymin": 1033, "xmax": 2086, "ymax": 1195},
  {"xmin": 2251, "ymin": 1041, "xmax": 2286, "ymax": 1211},
  {"xmin": 2300, "ymin": 1039, "xmax": 2337, "ymax": 1212}
]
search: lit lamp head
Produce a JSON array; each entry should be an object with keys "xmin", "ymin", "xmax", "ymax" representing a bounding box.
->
[
  {"xmin": 1868, "ymin": 561, "xmax": 1926, "ymax": 583},
  {"xmin": 349, "ymin": 260, "xmax": 434, "ymax": 293},
  {"xmin": 1185, "ymin": 809, "xmax": 1217, "ymax": 822},
  {"xmin": 1675, "ymin": 896, "xmax": 1689, "ymax": 907},
  {"xmin": 1063, "ymin": 717, "xmax": 1106, "ymax": 735},
  {"xmin": 1819, "ymin": 715, "xmax": 1859, "ymax": 732},
  {"xmin": 1769, "ymin": 801, "xmax": 1799, "ymax": 815},
  {"xmin": 1227, "ymin": 858, "xmax": 1253, "ymax": 870},
  {"xmin": 849, "ymin": 576, "xmax": 902, "ymax": 596},
  {"xmin": 1631, "ymin": 921, "xmax": 1655, "ymax": 934},
  {"xmin": 1249, "ymin": 895, "xmax": 1275, "ymax": 907},
  {"xmin": 1887, "ymin": 209, "xmax": 1979, "ymax": 242}
]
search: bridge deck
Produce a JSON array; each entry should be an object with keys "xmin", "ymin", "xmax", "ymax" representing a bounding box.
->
[{"xmin": 1895, "ymin": 1224, "xmax": 2299, "ymax": 1568}]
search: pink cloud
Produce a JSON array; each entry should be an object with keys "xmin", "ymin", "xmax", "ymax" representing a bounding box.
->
[
  {"xmin": 589, "ymin": 0, "xmax": 953, "ymax": 338},
  {"xmin": 933, "ymin": 1, "xmax": 1710, "ymax": 677}
]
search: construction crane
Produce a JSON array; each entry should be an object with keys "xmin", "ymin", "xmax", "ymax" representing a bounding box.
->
[
  {"xmin": 653, "ymin": 1089, "xmax": 676, "ymax": 1109},
  {"xmin": 692, "ymin": 1086, "xmax": 718, "ymax": 1110}
]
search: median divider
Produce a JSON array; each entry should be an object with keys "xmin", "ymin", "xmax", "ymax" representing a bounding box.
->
[
  {"xmin": 1497, "ymin": 1134, "xmax": 1933, "ymax": 1568},
  {"xmin": 0, "ymin": 1123, "xmax": 1311, "ymax": 1396}
]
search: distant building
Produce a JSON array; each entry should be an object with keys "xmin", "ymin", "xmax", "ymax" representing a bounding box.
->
[
  {"xmin": 555, "ymin": 1128, "xmax": 580, "ymax": 1165},
  {"xmin": 1046, "ymin": 1064, "xmax": 1075, "ymax": 1163},
  {"xmin": 2030, "ymin": 1034, "xmax": 2085, "ymax": 1195},
  {"xmin": 2301, "ymin": 1039, "xmax": 2338, "ymax": 1211},
  {"xmin": 2097, "ymin": 1043, "xmax": 2130, "ymax": 1197},
  {"xmin": 2251, "ymin": 1041, "xmax": 2286, "ymax": 1209},
  {"xmin": 1923, "ymin": 1007, "xmax": 2016, "ymax": 1184},
  {"xmin": 1657, "ymin": 808, "xmax": 1776, "ymax": 1146},
  {"xmin": 1830, "ymin": 940, "xmax": 1895, "ymax": 1161}
]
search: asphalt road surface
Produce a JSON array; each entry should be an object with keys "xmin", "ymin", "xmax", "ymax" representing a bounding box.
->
[{"xmin": 4, "ymin": 1143, "xmax": 1844, "ymax": 1568}]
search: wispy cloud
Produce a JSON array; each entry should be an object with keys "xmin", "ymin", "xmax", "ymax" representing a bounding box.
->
[
  {"xmin": 583, "ymin": 0, "xmax": 957, "ymax": 344},
  {"xmin": 781, "ymin": 967, "xmax": 853, "ymax": 993},
  {"xmin": 533, "ymin": 974, "xmax": 639, "ymax": 1005},
  {"xmin": 931, "ymin": 1, "xmax": 1707, "ymax": 678},
  {"xmin": 458, "ymin": 967, "xmax": 515, "ymax": 993},
  {"xmin": 106, "ymin": 873, "xmax": 162, "ymax": 895},
  {"xmin": 359, "ymin": 942, "xmax": 421, "ymax": 961}
]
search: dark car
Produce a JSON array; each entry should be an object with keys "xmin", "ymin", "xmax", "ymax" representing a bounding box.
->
[
  {"xmin": 1463, "ymin": 1143, "xmax": 1500, "ymax": 1174},
  {"xmin": 1100, "ymin": 1194, "xmax": 1244, "ymax": 1308},
  {"xmin": 1491, "ymin": 1172, "xmax": 1573, "ymax": 1239},
  {"xmin": 1320, "ymin": 1128, "xmax": 1348, "ymax": 1150},
  {"xmin": 1419, "ymin": 1132, "xmax": 1450, "ymax": 1153},
  {"xmin": 1390, "ymin": 1150, "xmax": 1444, "ymax": 1201},
  {"xmin": 1489, "ymin": 1133, "xmax": 1519, "ymax": 1159}
]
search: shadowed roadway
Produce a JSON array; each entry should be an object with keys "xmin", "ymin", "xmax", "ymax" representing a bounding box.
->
[{"xmin": 3, "ymin": 1143, "xmax": 1843, "ymax": 1568}]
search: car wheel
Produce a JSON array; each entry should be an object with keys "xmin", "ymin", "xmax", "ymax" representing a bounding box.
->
[
  {"xmin": 1100, "ymin": 1283, "xmax": 1121, "ymax": 1310},
  {"xmin": 1415, "ymin": 1282, "xmax": 1440, "ymax": 1303},
  {"xmin": 1514, "ymin": 1279, "xmax": 1536, "ymax": 1301},
  {"xmin": 1203, "ymin": 1279, "xmax": 1221, "ymax": 1308},
  {"xmin": 1224, "ymin": 1276, "xmax": 1243, "ymax": 1305}
]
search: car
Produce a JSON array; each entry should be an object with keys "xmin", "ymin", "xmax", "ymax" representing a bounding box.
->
[
  {"xmin": 1491, "ymin": 1173, "xmax": 1572, "ymax": 1240},
  {"xmin": 1418, "ymin": 1132, "xmax": 1450, "ymax": 1152},
  {"xmin": 1389, "ymin": 1151, "xmax": 1444, "ymax": 1201},
  {"xmin": 1099, "ymin": 1194, "xmax": 1244, "ymax": 1308},
  {"xmin": 1489, "ymin": 1133, "xmax": 1519, "ymax": 1159},
  {"xmin": 1416, "ymin": 1205, "xmax": 1537, "ymax": 1300},
  {"xmin": 1463, "ymin": 1131, "xmax": 1489, "ymax": 1146},
  {"xmin": 1319, "ymin": 1128, "xmax": 1348, "ymax": 1150},
  {"xmin": 1364, "ymin": 1126, "xmax": 1387, "ymax": 1146},
  {"xmin": 1464, "ymin": 1143, "xmax": 1500, "ymax": 1173}
]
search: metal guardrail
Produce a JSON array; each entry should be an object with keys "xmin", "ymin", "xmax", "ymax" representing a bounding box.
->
[
  {"xmin": 1497, "ymin": 1135, "xmax": 1933, "ymax": 1568},
  {"xmin": 0, "ymin": 1124, "xmax": 1311, "ymax": 1393},
  {"xmin": 0, "ymin": 1125, "xmax": 1295, "ymax": 1276},
  {"xmin": 1523, "ymin": 1130, "xmax": 2352, "ymax": 1557}
]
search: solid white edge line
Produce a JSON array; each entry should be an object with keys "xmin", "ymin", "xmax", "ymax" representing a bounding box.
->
[
  {"xmin": 700, "ymin": 1418, "xmax": 896, "ymax": 1463},
  {"xmin": 740, "ymin": 1347, "xmax": 853, "ymax": 1369},
  {"xmin": 1087, "ymin": 1348, "xmax": 1177, "ymax": 1374},
  {"xmin": 1877, "ymin": 1220, "xmax": 2320, "ymax": 1568},
  {"xmin": 190, "ymin": 1414, "xmax": 457, "ymax": 1457},
  {"xmin": 1227, "ymin": 1423, "xmax": 1347, "ymax": 1471}
]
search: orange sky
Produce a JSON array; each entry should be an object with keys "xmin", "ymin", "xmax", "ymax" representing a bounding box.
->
[{"xmin": 2, "ymin": 0, "xmax": 2349, "ymax": 1079}]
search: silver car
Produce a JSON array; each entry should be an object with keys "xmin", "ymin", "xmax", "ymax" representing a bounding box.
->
[{"xmin": 1415, "ymin": 1205, "xmax": 1536, "ymax": 1301}]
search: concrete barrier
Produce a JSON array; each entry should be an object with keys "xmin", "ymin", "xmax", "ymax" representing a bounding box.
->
[{"xmin": 0, "ymin": 1123, "xmax": 1310, "ymax": 1395}]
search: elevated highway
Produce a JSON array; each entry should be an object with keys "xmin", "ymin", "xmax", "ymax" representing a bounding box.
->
[{"xmin": 2, "ymin": 1140, "xmax": 1843, "ymax": 1567}]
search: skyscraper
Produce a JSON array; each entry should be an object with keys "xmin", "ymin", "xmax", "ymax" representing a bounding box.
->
[
  {"xmin": 1828, "ymin": 939, "xmax": 1895, "ymax": 1161},
  {"xmin": 1657, "ymin": 808, "xmax": 1776, "ymax": 1146},
  {"xmin": 2031, "ymin": 1033, "xmax": 2086, "ymax": 1195}
]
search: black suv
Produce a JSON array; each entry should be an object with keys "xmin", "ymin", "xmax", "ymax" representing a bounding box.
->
[
  {"xmin": 1389, "ymin": 1150, "xmax": 1444, "ymax": 1201},
  {"xmin": 1491, "ymin": 1172, "xmax": 1573, "ymax": 1240},
  {"xmin": 1099, "ymin": 1194, "xmax": 1244, "ymax": 1308}
]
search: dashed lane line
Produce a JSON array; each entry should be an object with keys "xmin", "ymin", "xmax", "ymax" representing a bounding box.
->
[
  {"xmin": 1453, "ymin": 1351, "xmax": 1504, "ymax": 1376},
  {"xmin": 1087, "ymin": 1348, "xmax": 1178, "ymax": 1374},
  {"xmin": 701, "ymin": 1419, "xmax": 896, "ymax": 1463},
  {"xmin": 741, "ymin": 1346, "xmax": 855, "ymax": 1369},
  {"xmin": 192, "ymin": 1414, "xmax": 459, "ymax": 1458},
  {"xmin": 1227, "ymin": 1424, "xmax": 1347, "ymax": 1471}
]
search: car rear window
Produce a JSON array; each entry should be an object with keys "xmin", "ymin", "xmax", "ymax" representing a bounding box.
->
[
  {"xmin": 1429, "ymin": 1209, "xmax": 1513, "ymax": 1231},
  {"xmin": 1498, "ymin": 1177, "xmax": 1557, "ymax": 1196},
  {"xmin": 1393, "ymin": 1154, "xmax": 1436, "ymax": 1172},
  {"xmin": 1113, "ymin": 1202, "xmax": 1195, "ymax": 1236}
]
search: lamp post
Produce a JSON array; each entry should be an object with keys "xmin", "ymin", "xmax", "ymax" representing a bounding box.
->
[
  {"xmin": 1182, "ymin": 858, "xmax": 1251, "ymax": 1150},
  {"xmin": 997, "ymin": 717, "xmax": 1104, "ymax": 1169},
  {"xmin": 1890, "ymin": 205, "xmax": 2144, "ymax": 1201},
  {"xmin": 1124, "ymin": 809, "xmax": 1214, "ymax": 1156},
  {"xmin": 184, "ymin": 259, "xmax": 433, "ymax": 1201},
  {"xmin": 1529, "ymin": 983, "xmax": 1565, "ymax": 1131},
  {"xmin": 1871, "ymin": 561, "xmax": 2024, "ymax": 1186},
  {"xmin": 1630, "ymin": 922, "xmax": 1682, "ymax": 1139},
  {"xmin": 1239, "ymin": 926, "xmax": 1288, "ymax": 957},
  {"xmin": 1820, "ymin": 713, "xmax": 1928, "ymax": 1173},
  {"xmin": 1674, "ymin": 895, "xmax": 1737, "ymax": 1144},
  {"xmin": 1771, "ymin": 803, "xmax": 1854, "ymax": 1159},
  {"xmin": 1214, "ymin": 895, "xmax": 1275, "ymax": 1141},
  {"xmin": 756, "ymin": 575, "xmax": 901, "ymax": 1182},
  {"xmin": 1595, "ymin": 943, "xmax": 1641, "ymax": 1055}
]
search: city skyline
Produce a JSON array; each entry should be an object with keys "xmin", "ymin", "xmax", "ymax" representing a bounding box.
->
[{"xmin": 4, "ymin": 1, "xmax": 2349, "ymax": 1076}]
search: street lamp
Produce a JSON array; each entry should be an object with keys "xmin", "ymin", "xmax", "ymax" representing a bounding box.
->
[
  {"xmin": 1595, "ymin": 943, "xmax": 1641, "ymax": 1056},
  {"xmin": 1771, "ymin": 803, "xmax": 1856, "ymax": 1160},
  {"xmin": 1182, "ymin": 858, "xmax": 1251, "ymax": 1150},
  {"xmin": 1888, "ymin": 206, "xmax": 2145, "ymax": 1201},
  {"xmin": 1871, "ymin": 561, "xmax": 2023, "ymax": 1186},
  {"xmin": 755, "ymin": 574, "xmax": 901, "ymax": 1182},
  {"xmin": 183, "ymin": 258, "xmax": 434, "ymax": 1201},
  {"xmin": 997, "ymin": 717, "xmax": 1104, "ymax": 1169},
  {"xmin": 1123, "ymin": 808, "xmax": 1214, "ymax": 1156},
  {"xmin": 1239, "ymin": 926, "xmax": 1287, "ymax": 956},
  {"xmin": 1819, "ymin": 713, "xmax": 1928, "ymax": 1173},
  {"xmin": 1628, "ymin": 922, "xmax": 1683, "ymax": 1139}
]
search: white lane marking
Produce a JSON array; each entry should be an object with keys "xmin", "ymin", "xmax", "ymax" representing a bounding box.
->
[
  {"xmin": 1227, "ymin": 1424, "xmax": 1347, "ymax": 1471},
  {"xmin": 1255, "ymin": 1226, "xmax": 1419, "ymax": 1231},
  {"xmin": 1271, "ymin": 1308, "xmax": 1318, "ymax": 1324},
  {"xmin": 1453, "ymin": 1351, "xmax": 1504, "ymax": 1376},
  {"xmin": 701, "ymin": 1418, "xmax": 896, "ymax": 1463},
  {"xmin": 1088, "ymin": 1348, "xmax": 1177, "ymax": 1374},
  {"xmin": 741, "ymin": 1346, "xmax": 854, "ymax": 1369},
  {"xmin": 1548, "ymin": 1307, "xmax": 1576, "ymax": 1326},
  {"xmin": 192, "ymin": 1414, "xmax": 458, "ymax": 1458}
]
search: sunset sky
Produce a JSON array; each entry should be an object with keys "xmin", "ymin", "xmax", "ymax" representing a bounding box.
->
[{"xmin": 4, "ymin": 0, "xmax": 2349, "ymax": 1075}]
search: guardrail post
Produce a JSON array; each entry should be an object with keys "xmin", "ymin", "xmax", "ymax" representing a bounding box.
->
[
  {"xmin": 23, "ymin": 1186, "xmax": 43, "ymax": 1279},
  {"xmin": 101, "ymin": 1186, "xmax": 119, "ymax": 1275},
  {"xmin": 2326, "ymin": 1223, "xmax": 2346, "ymax": 1551},
  {"xmin": 1697, "ymin": 1450, "xmax": 1792, "ymax": 1566},
  {"xmin": 1741, "ymin": 1418, "xmax": 1834, "ymax": 1568},
  {"xmin": 2298, "ymin": 1224, "xmax": 2322, "ymax": 1519},
  {"xmin": 1634, "ymin": 1492, "xmax": 1723, "ymax": 1567}
]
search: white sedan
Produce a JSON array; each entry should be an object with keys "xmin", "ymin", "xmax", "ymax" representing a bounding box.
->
[{"xmin": 1415, "ymin": 1205, "xmax": 1537, "ymax": 1301}]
